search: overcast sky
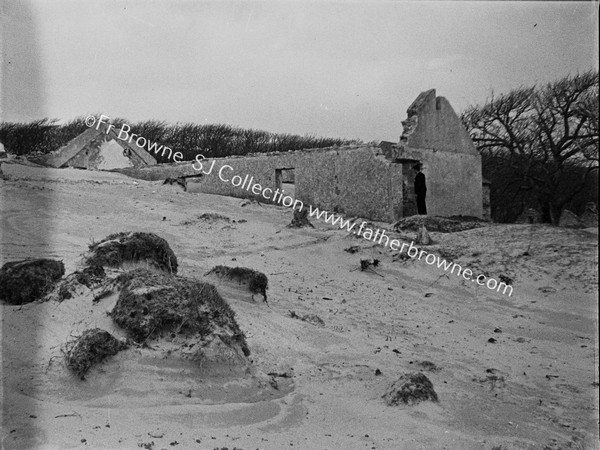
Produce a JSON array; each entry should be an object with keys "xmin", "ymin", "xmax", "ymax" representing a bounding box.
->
[{"xmin": 1, "ymin": 1, "xmax": 598, "ymax": 142}]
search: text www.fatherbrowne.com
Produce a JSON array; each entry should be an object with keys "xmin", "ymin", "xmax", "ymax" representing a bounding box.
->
[{"xmin": 306, "ymin": 206, "xmax": 513, "ymax": 297}]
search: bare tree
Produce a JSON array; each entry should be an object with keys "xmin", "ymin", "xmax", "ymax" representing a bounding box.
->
[{"xmin": 462, "ymin": 71, "xmax": 599, "ymax": 223}]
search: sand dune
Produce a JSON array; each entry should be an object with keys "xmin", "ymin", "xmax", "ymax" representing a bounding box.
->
[{"xmin": 1, "ymin": 163, "xmax": 598, "ymax": 450}]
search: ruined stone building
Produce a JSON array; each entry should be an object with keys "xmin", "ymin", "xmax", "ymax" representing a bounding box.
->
[
  {"xmin": 122, "ymin": 89, "xmax": 486, "ymax": 221},
  {"xmin": 42, "ymin": 90, "xmax": 485, "ymax": 221}
]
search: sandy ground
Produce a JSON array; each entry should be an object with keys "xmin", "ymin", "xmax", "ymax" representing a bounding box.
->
[{"xmin": 1, "ymin": 162, "xmax": 598, "ymax": 450}]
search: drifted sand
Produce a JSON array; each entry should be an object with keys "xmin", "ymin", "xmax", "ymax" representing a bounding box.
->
[{"xmin": 1, "ymin": 163, "xmax": 598, "ymax": 450}]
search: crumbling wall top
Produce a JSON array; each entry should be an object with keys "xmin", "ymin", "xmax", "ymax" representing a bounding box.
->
[{"xmin": 400, "ymin": 89, "xmax": 478, "ymax": 156}]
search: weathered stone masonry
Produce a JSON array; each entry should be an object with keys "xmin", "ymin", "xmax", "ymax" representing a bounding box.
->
[
  {"xmin": 382, "ymin": 89, "xmax": 484, "ymax": 219},
  {"xmin": 120, "ymin": 145, "xmax": 402, "ymax": 221},
  {"xmin": 117, "ymin": 89, "xmax": 484, "ymax": 222}
]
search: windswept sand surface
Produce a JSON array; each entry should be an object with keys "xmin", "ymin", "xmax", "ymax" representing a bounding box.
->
[{"xmin": 1, "ymin": 163, "xmax": 598, "ymax": 450}]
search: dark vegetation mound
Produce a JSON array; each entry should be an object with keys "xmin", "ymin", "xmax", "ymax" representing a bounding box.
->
[
  {"xmin": 65, "ymin": 328, "xmax": 128, "ymax": 380},
  {"xmin": 393, "ymin": 215, "xmax": 486, "ymax": 233},
  {"xmin": 0, "ymin": 259, "xmax": 65, "ymax": 305},
  {"xmin": 382, "ymin": 372, "xmax": 439, "ymax": 406},
  {"xmin": 86, "ymin": 232, "xmax": 178, "ymax": 273},
  {"xmin": 288, "ymin": 208, "xmax": 314, "ymax": 228},
  {"xmin": 205, "ymin": 266, "xmax": 268, "ymax": 302},
  {"xmin": 111, "ymin": 269, "xmax": 249, "ymax": 357}
]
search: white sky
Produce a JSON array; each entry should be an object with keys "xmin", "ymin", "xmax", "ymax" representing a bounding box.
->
[{"xmin": 1, "ymin": 1, "xmax": 598, "ymax": 142}]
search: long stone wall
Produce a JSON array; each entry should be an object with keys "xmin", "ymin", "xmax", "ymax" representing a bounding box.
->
[
  {"xmin": 117, "ymin": 146, "xmax": 402, "ymax": 221},
  {"xmin": 194, "ymin": 146, "xmax": 401, "ymax": 221},
  {"xmin": 117, "ymin": 142, "xmax": 482, "ymax": 221}
]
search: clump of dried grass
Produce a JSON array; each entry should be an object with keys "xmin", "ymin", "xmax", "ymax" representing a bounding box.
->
[
  {"xmin": 0, "ymin": 258, "xmax": 65, "ymax": 305},
  {"xmin": 205, "ymin": 265, "xmax": 268, "ymax": 302},
  {"xmin": 86, "ymin": 232, "xmax": 178, "ymax": 274},
  {"xmin": 65, "ymin": 328, "xmax": 128, "ymax": 380},
  {"xmin": 110, "ymin": 269, "xmax": 249, "ymax": 357},
  {"xmin": 382, "ymin": 372, "xmax": 439, "ymax": 406}
]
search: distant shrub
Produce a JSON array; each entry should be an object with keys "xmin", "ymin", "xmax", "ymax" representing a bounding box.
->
[{"xmin": 0, "ymin": 117, "xmax": 90, "ymax": 156}]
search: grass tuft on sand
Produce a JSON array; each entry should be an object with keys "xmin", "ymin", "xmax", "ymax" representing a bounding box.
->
[
  {"xmin": 205, "ymin": 265, "xmax": 268, "ymax": 302},
  {"xmin": 383, "ymin": 372, "xmax": 439, "ymax": 406},
  {"xmin": 86, "ymin": 232, "xmax": 178, "ymax": 274},
  {"xmin": 65, "ymin": 328, "xmax": 128, "ymax": 380},
  {"xmin": 0, "ymin": 258, "xmax": 65, "ymax": 305},
  {"xmin": 111, "ymin": 269, "xmax": 250, "ymax": 357}
]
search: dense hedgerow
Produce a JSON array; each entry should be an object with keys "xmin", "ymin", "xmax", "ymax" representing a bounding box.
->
[{"xmin": 0, "ymin": 117, "xmax": 361, "ymax": 162}]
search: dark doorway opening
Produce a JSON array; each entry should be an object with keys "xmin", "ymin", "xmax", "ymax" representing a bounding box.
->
[
  {"xmin": 396, "ymin": 159, "xmax": 421, "ymax": 218},
  {"xmin": 275, "ymin": 168, "xmax": 296, "ymax": 198}
]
